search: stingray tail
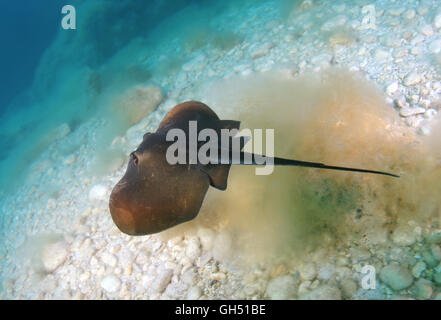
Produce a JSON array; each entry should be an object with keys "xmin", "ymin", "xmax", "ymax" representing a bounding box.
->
[{"xmin": 235, "ymin": 152, "xmax": 400, "ymax": 178}]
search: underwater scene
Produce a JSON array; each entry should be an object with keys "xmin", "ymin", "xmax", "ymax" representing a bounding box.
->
[{"xmin": 1, "ymin": 0, "xmax": 441, "ymax": 300}]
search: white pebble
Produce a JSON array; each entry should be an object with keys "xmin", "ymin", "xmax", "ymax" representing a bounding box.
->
[
  {"xmin": 266, "ymin": 275, "xmax": 297, "ymax": 299},
  {"xmin": 431, "ymin": 244, "xmax": 441, "ymax": 261},
  {"xmin": 404, "ymin": 9, "xmax": 416, "ymax": 20},
  {"xmin": 411, "ymin": 279, "xmax": 433, "ymax": 299},
  {"xmin": 197, "ymin": 228, "xmax": 215, "ymax": 251},
  {"xmin": 153, "ymin": 268, "xmax": 173, "ymax": 293},
  {"xmin": 374, "ymin": 49, "xmax": 390, "ymax": 61},
  {"xmin": 380, "ymin": 264, "xmax": 413, "ymax": 291},
  {"xmin": 250, "ymin": 43, "xmax": 273, "ymax": 59},
  {"xmin": 388, "ymin": 7, "xmax": 405, "ymax": 17},
  {"xmin": 63, "ymin": 155, "xmax": 76, "ymax": 165},
  {"xmin": 403, "ymin": 72, "xmax": 421, "ymax": 86},
  {"xmin": 434, "ymin": 13, "xmax": 441, "ymax": 29},
  {"xmin": 42, "ymin": 241, "xmax": 68, "ymax": 272},
  {"xmin": 399, "ymin": 107, "xmax": 426, "ymax": 117},
  {"xmin": 429, "ymin": 39, "xmax": 441, "ymax": 54},
  {"xmin": 89, "ymin": 184, "xmax": 107, "ymax": 201},
  {"xmin": 420, "ymin": 24, "xmax": 434, "ymax": 36},
  {"xmin": 321, "ymin": 15, "xmax": 347, "ymax": 31},
  {"xmin": 186, "ymin": 286, "xmax": 202, "ymax": 300},
  {"xmin": 185, "ymin": 237, "xmax": 201, "ymax": 261},
  {"xmin": 301, "ymin": 285, "xmax": 342, "ymax": 300},
  {"xmin": 299, "ymin": 263, "xmax": 317, "ymax": 281},
  {"xmin": 395, "ymin": 96, "xmax": 409, "ymax": 108},
  {"xmin": 391, "ymin": 226, "xmax": 417, "ymax": 245},
  {"xmin": 386, "ymin": 82, "xmax": 399, "ymax": 96},
  {"xmin": 100, "ymin": 275, "xmax": 121, "ymax": 293},
  {"xmin": 101, "ymin": 252, "xmax": 117, "ymax": 268},
  {"xmin": 411, "ymin": 261, "xmax": 426, "ymax": 278}
]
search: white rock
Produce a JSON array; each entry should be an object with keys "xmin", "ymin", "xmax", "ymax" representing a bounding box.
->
[
  {"xmin": 420, "ymin": 24, "xmax": 434, "ymax": 36},
  {"xmin": 380, "ymin": 264, "xmax": 413, "ymax": 291},
  {"xmin": 403, "ymin": 72, "xmax": 421, "ymax": 86},
  {"xmin": 434, "ymin": 13, "xmax": 441, "ymax": 29},
  {"xmin": 299, "ymin": 263, "xmax": 317, "ymax": 281},
  {"xmin": 417, "ymin": 7, "xmax": 429, "ymax": 16},
  {"xmin": 42, "ymin": 241, "xmax": 68, "ymax": 272},
  {"xmin": 250, "ymin": 43, "xmax": 273, "ymax": 59},
  {"xmin": 399, "ymin": 107, "xmax": 426, "ymax": 117},
  {"xmin": 63, "ymin": 154, "xmax": 76, "ymax": 165},
  {"xmin": 388, "ymin": 7, "xmax": 405, "ymax": 16},
  {"xmin": 431, "ymin": 244, "xmax": 441, "ymax": 261},
  {"xmin": 434, "ymin": 269, "xmax": 441, "ymax": 285},
  {"xmin": 411, "ymin": 34, "xmax": 425, "ymax": 45},
  {"xmin": 212, "ymin": 231, "xmax": 233, "ymax": 261},
  {"xmin": 266, "ymin": 275, "xmax": 297, "ymax": 299},
  {"xmin": 395, "ymin": 96, "xmax": 409, "ymax": 108},
  {"xmin": 411, "ymin": 261, "xmax": 426, "ymax": 278},
  {"xmin": 428, "ymin": 230, "xmax": 441, "ymax": 243},
  {"xmin": 301, "ymin": 285, "xmax": 342, "ymax": 300},
  {"xmin": 197, "ymin": 228, "xmax": 215, "ymax": 251},
  {"xmin": 135, "ymin": 252, "xmax": 149, "ymax": 265},
  {"xmin": 100, "ymin": 275, "xmax": 121, "ymax": 293},
  {"xmin": 181, "ymin": 268, "xmax": 197, "ymax": 285},
  {"xmin": 317, "ymin": 265, "xmax": 336, "ymax": 281},
  {"xmin": 391, "ymin": 226, "xmax": 417, "ymax": 245},
  {"xmin": 386, "ymin": 82, "xmax": 399, "ymax": 96},
  {"xmin": 429, "ymin": 39, "xmax": 441, "ymax": 54},
  {"xmin": 404, "ymin": 9, "xmax": 416, "ymax": 20},
  {"xmin": 410, "ymin": 46, "xmax": 424, "ymax": 56},
  {"xmin": 186, "ymin": 286, "xmax": 202, "ymax": 300},
  {"xmin": 340, "ymin": 278, "xmax": 357, "ymax": 298},
  {"xmin": 153, "ymin": 268, "xmax": 173, "ymax": 293},
  {"xmin": 89, "ymin": 184, "xmax": 107, "ymax": 201},
  {"xmin": 210, "ymin": 272, "xmax": 226, "ymax": 281},
  {"xmin": 384, "ymin": 36, "xmax": 401, "ymax": 48},
  {"xmin": 101, "ymin": 252, "xmax": 117, "ymax": 268},
  {"xmin": 185, "ymin": 237, "xmax": 201, "ymax": 261},
  {"xmin": 418, "ymin": 125, "xmax": 431, "ymax": 136},
  {"xmin": 321, "ymin": 15, "xmax": 347, "ymax": 31},
  {"xmin": 118, "ymin": 250, "xmax": 134, "ymax": 269},
  {"xmin": 411, "ymin": 279, "xmax": 433, "ymax": 299},
  {"xmin": 374, "ymin": 49, "xmax": 390, "ymax": 61}
]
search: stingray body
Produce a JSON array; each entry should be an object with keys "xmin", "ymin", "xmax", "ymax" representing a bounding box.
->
[
  {"xmin": 109, "ymin": 101, "xmax": 240, "ymax": 235},
  {"xmin": 109, "ymin": 101, "xmax": 398, "ymax": 236}
]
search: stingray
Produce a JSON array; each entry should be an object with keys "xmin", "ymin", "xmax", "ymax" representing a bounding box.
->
[{"xmin": 109, "ymin": 101, "xmax": 399, "ymax": 236}]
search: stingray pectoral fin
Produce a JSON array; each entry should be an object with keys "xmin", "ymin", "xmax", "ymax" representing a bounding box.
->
[
  {"xmin": 143, "ymin": 132, "xmax": 152, "ymax": 140},
  {"xmin": 198, "ymin": 164, "xmax": 231, "ymax": 191},
  {"xmin": 220, "ymin": 120, "xmax": 241, "ymax": 130}
]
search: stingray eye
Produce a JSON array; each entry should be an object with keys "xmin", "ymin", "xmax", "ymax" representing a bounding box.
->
[{"xmin": 130, "ymin": 152, "xmax": 139, "ymax": 165}]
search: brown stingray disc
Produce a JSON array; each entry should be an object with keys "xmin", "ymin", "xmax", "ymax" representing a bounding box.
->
[{"xmin": 109, "ymin": 101, "xmax": 240, "ymax": 235}]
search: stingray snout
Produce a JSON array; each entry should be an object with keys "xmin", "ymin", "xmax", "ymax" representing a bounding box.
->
[{"xmin": 109, "ymin": 179, "xmax": 139, "ymax": 235}]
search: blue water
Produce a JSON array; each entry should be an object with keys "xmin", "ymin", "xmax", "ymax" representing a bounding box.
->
[{"xmin": 0, "ymin": 0, "xmax": 242, "ymax": 194}]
